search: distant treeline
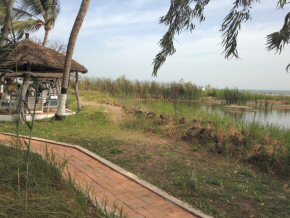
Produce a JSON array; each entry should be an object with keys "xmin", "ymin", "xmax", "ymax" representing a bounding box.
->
[{"xmin": 74, "ymin": 76, "xmax": 270, "ymax": 104}]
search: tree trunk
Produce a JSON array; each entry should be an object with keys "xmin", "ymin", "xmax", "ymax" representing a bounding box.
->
[
  {"xmin": 66, "ymin": 74, "xmax": 71, "ymax": 109},
  {"xmin": 55, "ymin": 0, "xmax": 90, "ymax": 120},
  {"xmin": 75, "ymin": 72, "xmax": 81, "ymax": 113},
  {"xmin": 18, "ymin": 74, "xmax": 30, "ymax": 122},
  {"xmin": 56, "ymin": 79, "xmax": 61, "ymax": 96},
  {"xmin": 42, "ymin": 30, "xmax": 49, "ymax": 46},
  {"xmin": 0, "ymin": 0, "xmax": 14, "ymax": 46}
]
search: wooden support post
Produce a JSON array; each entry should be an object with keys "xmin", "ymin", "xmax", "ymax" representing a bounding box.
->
[
  {"xmin": 9, "ymin": 97, "xmax": 12, "ymax": 114},
  {"xmin": 47, "ymin": 99, "xmax": 51, "ymax": 113},
  {"xmin": 0, "ymin": 76, "xmax": 4, "ymax": 97},
  {"xmin": 75, "ymin": 72, "xmax": 81, "ymax": 113}
]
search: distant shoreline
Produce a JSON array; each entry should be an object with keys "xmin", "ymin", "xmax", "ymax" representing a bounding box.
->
[{"xmin": 247, "ymin": 90, "xmax": 290, "ymax": 96}]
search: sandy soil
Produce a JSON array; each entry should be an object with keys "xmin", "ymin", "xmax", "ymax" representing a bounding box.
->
[{"xmin": 81, "ymin": 100, "xmax": 127, "ymax": 123}]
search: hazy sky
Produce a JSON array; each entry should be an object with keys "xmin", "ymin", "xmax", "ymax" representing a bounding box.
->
[{"xmin": 33, "ymin": 0, "xmax": 290, "ymax": 90}]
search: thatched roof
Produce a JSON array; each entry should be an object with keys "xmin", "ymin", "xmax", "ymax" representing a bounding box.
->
[{"xmin": 0, "ymin": 39, "xmax": 88, "ymax": 74}]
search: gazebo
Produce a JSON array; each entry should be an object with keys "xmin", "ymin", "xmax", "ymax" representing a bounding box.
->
[{"xmin": 0, "ymin": 36, "xmax": 88, "ymax": 120}]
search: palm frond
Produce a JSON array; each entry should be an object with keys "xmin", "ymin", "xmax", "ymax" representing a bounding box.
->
[
  {"xmin": 13, "ymin": 7, "xmax": 38, "ymax": 20},
  {"xmin": 20, "ymin": 0, "xmax": 44, "ymax": 15},
  {"xmin": 44, "ymin": 0, "xmax": 60, "ymax": 19},
  {"xmin": 13, "ymin": 18, "xmax": 43, "ymax": 34},
  {"xmin": 45, "ymin": 0, "xmax": 60, "ymax": 27}
]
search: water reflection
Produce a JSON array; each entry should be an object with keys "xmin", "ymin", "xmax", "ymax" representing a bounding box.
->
[{"xmin": 200, "ymin": 104, "xmax": 290, "ymax": 129}]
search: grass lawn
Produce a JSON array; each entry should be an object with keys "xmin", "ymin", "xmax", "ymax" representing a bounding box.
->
[{"xmin": 0, "ymin": 90, "xmax": 289, "ymax": 217}]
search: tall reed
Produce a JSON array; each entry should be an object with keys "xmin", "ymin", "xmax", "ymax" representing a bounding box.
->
[
  {"xmin": 74, "ymin": 76, "xmax": 278, "ymax": 105},
  {"xmin": 75, "ymin": 76, "xmax": 203, "ymax": 100}
]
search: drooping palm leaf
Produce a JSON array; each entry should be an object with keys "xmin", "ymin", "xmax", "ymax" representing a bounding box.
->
[
  {"xmin": 20, "ymin": 0, "xmax": 44, "ymax": 16},
  {"xmin": 13, "ymin": 18, "xmax": 43, "ymax": 33},
  {"xmin": 13, "ymin": 7, "xmax": 40, "ymax": 20}
]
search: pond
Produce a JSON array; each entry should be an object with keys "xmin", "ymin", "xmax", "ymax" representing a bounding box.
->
[
  {"xmin": 200, "ymin": 105, "xmax": 290, "ymax": 129},
  {"xmin": 140, "ymin": 99, "xmax": 290, "ymax": 129}
]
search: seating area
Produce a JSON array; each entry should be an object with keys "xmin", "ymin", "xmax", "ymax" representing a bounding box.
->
[
  {"xmin": 0, "ymin": 95, "xmax": 17, "ymax": 114},
  {"xmin": 0, "ymin": 38, "xmax": 88, "ymax": 120},
  {"xmin": 0, "ymin": 81, "xmax": 60, "ymax": 115}
]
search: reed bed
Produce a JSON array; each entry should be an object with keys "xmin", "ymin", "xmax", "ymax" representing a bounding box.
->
[
  {"xmin": 76, "ymin": 76, "xmax": 203, "ymax": 100},
  {"xmin": 74, "ymin": 76, "xmax": 289, "ymax": 105}
]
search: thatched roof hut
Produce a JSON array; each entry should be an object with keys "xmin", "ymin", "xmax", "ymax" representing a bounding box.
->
[
  {"xmin": 0, "ymin": 38, "xmax": 87, "ymax": 115},
  {"xmin": 0, "ymin": 38, "xmax": 87, "ymax": 78}
]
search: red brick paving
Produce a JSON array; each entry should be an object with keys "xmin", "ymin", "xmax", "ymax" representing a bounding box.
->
[{"xmin": 0, "ymin": 133, "xmax": 209, "ymax": 218}]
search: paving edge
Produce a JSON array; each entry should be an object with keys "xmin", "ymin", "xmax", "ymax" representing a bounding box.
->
[{"xmin": 0, "ymin": 132, "xmax": 212, "ymax": 218}]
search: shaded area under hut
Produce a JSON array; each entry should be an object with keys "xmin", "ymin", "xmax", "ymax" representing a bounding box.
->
[{"xmin": 0, "ymin": 36, "xmax": 87, "ymax": 121}]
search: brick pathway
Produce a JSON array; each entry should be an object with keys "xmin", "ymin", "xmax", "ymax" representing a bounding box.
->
[{"xmin": 0, "ymin": 133, "xmax": 210, "ymax": 218}]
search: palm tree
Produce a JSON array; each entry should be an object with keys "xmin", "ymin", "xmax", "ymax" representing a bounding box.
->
[
  {"xmin": 0, "ymin": 1, "xmax": 6, "ymax": 26},
  {"xmin": 55, "ymin": 0, "xmax": 90, "ymax": 120},
  {"xmin": 13, "ymin": 0, "xmax": 60, "ymax": 46},
  {"xmin": 0, "ymin": 0, "xmax": 14, "ymax": 46}
]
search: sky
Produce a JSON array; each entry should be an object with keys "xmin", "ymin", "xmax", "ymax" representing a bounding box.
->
[{"xmin": 33, "ymin": 0, "xmax": 290, "ymax": 90}]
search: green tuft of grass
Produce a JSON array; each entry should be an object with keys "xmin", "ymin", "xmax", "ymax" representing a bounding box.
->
[{"xmin": 110, "ymin": 148, "xmax": 123, "ymax": 154}]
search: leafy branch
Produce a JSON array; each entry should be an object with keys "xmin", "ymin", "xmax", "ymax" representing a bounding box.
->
[
  {"xmin": 220, "ymin": 1, "xmax": 260, "ymax": 59},
  {"xmin": 267, "ymin": 12, "xmax": 290, "ymax": 54},
  {"xmin": 153, "ymin": 0, "xmax": 290, "ymax": 75},
  {"xmin": 152, "ymin": 0, "xmax": 210, "ymax": 76}
]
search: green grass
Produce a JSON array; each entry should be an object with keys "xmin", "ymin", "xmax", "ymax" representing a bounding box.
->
[
  {"xmin": 0, "ymin": 144, "xmax": 109, "ymax": 217},
  {"xmin": 0, "ymin": 90, "xmax": 289, "ymax": 217}
]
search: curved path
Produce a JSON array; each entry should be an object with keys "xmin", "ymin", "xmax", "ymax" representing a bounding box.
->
[{"xmin": 0, "ymin": 132, "xmax": 211, "ymax": 218}]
